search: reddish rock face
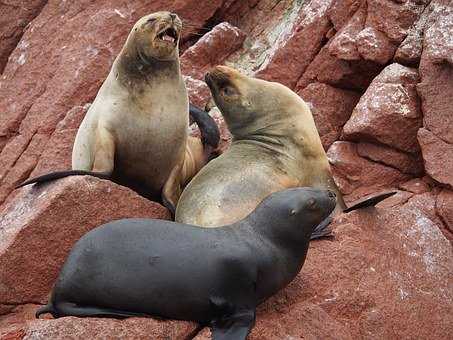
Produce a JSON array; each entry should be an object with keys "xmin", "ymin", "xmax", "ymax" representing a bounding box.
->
[
  {"xmin": 0, "ymin": 305, "xmax": 197, "ymax": 340},
  {"xmin": 417, "ymin": 128, "xmax": 453, "ymax": 187},
  {"xmin": 342, "ymin": 63, "xmax": 422, "ymax": 153},
  {"xmin": 436, "ymin": 189, "xmax": 453, "ymax": 238},
  {"xmin": 327, "ymin": 141, "xmax": 411, "ymax": 203},
  {"xmin": 0, "ymin": 177, "xmax": 170, "ymax": 306},
  {"xmin": 356, "ymin": 142, "xmax": 423, "ymax": 176},
  {"xmin": 181, "ymin": 22, "xmax": 246, "ymax": 81},
  {"xmin": 298, "ymin": 83, "xmax": 360, "ymax": 150}
]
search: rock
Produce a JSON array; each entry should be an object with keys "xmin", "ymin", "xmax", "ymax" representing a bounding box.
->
[
  {"xmin": 417, "ymin": 2, "xmax": 453, "ymax": 145},
  {"xmin": 29, "ymin": 105, "xmax": 89, "ymax": 178},
  {"xmin": 436, "ymin": 189, "xmax": 453, "ymax": 236},
  {"xmin": 356, "ymin": 142, "xmax": 423, "ymax": 176},
  {"xmin": 255, "ymin": 0, "xmax": 335, "ymax": 88},
  {"xmin": 356, "ymin": 27, "xmax": 396, "ymax": 64},
  {"xmin": 327, "ymin": 141, "xmax": 411, "ymax": 203},
  {"xmin": 328, "ymin": 5, "xmax": 365, "ymax": 61},
  {"xmin": 0, "ymin": 304, "xmax": 198, "ymax": 340},
  {"xmin": 180, "ymin": 22, "xmax": 246, "ymax": 80},
  {"xmin": 197, "ymin": 194, "xmax": 453, "ymax": 339},
  {"xmin": 298, "ymin": 83, "xmax": 360, "ymax": 150},
  {"xmin": 0, "ymin": 176, "xmax": 170, "ymax": 306},
  {"xmin": 365, "ymin": 0, "xmax": 428, "ymax": 44},
  {"xmin": 328, "ymin": 0, "xmax": 364, "ymax": 31},
  {"xmin": 398, "ymin": 178, "xmax": 430, "ymax": 194},
  {"xmin": 417, "ymin": 128, "xmax": 453, "ymax": 187},
  {"xmin": 296, "ymin": 42, "xmax": 382, "ymax": 91},
  {"xmin": 394, "ymin": 2, "xmax": 434, "ymax": 66},
  {"xmin": 0, "ymin": 0, "xmax": 47, "ymax": 73},
  {"xmin": 184, "ymin": 76, "xmax": 211, "ymax": 108},
  {"xmin": 343, "ymin": 63, "xmax": 422, "ymax": 153}
]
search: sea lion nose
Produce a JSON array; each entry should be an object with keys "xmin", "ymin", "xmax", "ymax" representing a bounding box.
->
[
  {"xmin": 170, "ymin": 13, "xmax": 176, "ymax": 21},
  {"xmin": 327, "ymin": 190, "xmax": 336, "ymax": 199}
]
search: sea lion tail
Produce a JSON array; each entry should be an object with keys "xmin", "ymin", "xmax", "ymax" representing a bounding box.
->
[{"xmin": 16, "ymin": 170, "xmax": 110, "ymax": 188}]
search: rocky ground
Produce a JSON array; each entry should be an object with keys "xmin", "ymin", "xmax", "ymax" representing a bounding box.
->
[{"xmin": 0, "ymin": 0, "xmax": 452, "ymax": 339}]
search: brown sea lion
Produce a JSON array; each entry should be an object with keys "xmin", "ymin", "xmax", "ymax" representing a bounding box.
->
[
  {"xmin": 175, "ymin": 66, "xmax": 393, "ymax": 237},
  {"xmin": 17, "ymin": 12, "xmax": 219, "ymax": 212}
]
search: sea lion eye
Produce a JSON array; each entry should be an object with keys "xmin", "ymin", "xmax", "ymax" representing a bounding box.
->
[
  {"xmin": 147, "ymin": 17, "xmax": 157, "ymax": 24},
  {"xmin": 220, "ymin": 86, "xmax": 236, "ymax": 97},
  {"xmin": 290, "ymin": 209, "xmax": 296, "ymax": 216}
]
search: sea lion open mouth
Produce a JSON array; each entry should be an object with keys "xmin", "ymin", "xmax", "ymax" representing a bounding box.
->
[{"xmin": 157, "ymin": 26, "xmax": 179, "ymax": 44}]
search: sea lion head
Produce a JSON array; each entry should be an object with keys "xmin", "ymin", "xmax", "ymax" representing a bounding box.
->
[
  {"xmin": 205, "ymin": 65, "xmax": 304, "ymax": 137},
  {"xmin": 253, "ymin": 187, "xmax": 337, "ymax": 244},
  {"xmin": 130, "ymin": 11, "xmax": 182, "ymax": 61}
]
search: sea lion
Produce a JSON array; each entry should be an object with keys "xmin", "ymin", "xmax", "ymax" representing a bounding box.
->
[
  {"xmin": 175, "ymin": 66, "xmax": 344, "ymax": 237},
  {"xmin": 35, "ymin": 187, "xmax": 337, "ymax": 340},
  {"xmin": 17, "ymin": 12, "xmax": 219, "ymax": 212},
  {"xmin": 175, "ymin": 66, "xmax": 394, "ymax": 237}
]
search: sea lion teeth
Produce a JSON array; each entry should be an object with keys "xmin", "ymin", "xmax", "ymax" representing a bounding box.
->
[{"xmin": 162, "ymin": 34, "xmax": 175, "ymax": 42}]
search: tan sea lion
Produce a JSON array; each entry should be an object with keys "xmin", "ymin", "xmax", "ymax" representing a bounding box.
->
[
  {"xmin": 17, "ymin": 12, "xmax": 219, "ymax": 212},
  {"xmin": 175, "ymin": 66, "xmax": 393, "ymax": 237}
]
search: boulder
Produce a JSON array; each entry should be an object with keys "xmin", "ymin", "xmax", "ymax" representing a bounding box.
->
[
  {"xmin": 181, "ymin": 22, "xmax": 246, "ymax": 81},
  {"xmin": 343, "ymin": 63, "xmax": 422, "ymax": 153},
  {"xmin": 0, "ymin": 177, "xmax": 169, "ymax": 307},
  {"xmin": 298, "ymin": 83, "xmax": 360, "ymax": 150},
  {"xmin": 327, "ymin": 141, "xmax": 411, "ymax": 203}
]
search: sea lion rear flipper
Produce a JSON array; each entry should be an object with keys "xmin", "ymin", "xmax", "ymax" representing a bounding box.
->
[
  {"xmin": 189, "ymin": 103, "xmax": 220, "ymax": 148},
  {"xmin": 310, "ymin": 215, "xmax": 333, "ymax": 240},
  {"xmin": 53, "ymin": 302, "xmax": 147, "ymax": 319},
  {"xmin": 211, "ymin": 308, "xmax": 256, "ymax": 340},
  {"xmin": 344, "ymin": 191, "xmax": 397, "ymax": 213},
  {"xmin": 16, "ymin": 170, "xmax": 111, "ymax": 188}
]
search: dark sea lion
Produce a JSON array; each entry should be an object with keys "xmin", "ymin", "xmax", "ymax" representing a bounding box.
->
[
  {"xmin": 35, "ymin": 187, "xmax": 336, "ymax": 340},
  {"xmin": 16, "ymin": 12, "xmax": 219, "ymax": 212}
]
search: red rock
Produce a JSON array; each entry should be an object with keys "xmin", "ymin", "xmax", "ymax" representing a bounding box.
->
[
  {"xmin": 184, "ymin": 76, "xmax": 211, "ymax": 108},
  {"xmin": 365, "ymin": 0, "xmax": 428, "ymax": 44},
  {"xmin": 0, "ymin": 0, "xmax": 46, "ymax": 72},
  {"xmin": 0, "ymin": 304, "xmax": 197, "ymax": 340},
  {"xmin": 356, "ymin": 142, "xmax": 423, "ymax": 176},
  {"xmin": 327, "ymin": 141, "xmax": 411, "ymax": 203},
  {"xmin": 296, "ymin": 42, "xmax": 382, "ymax": 91},
  {"xmin": 328, "ymin": 0, "xmax": 364, "ymax": 31},
  {"xmin": 196, "ymin": 193, "xmax": 453, "ymax": 339},
  {"xmin": 417, "ymin": 2, "xmax": 453, "ymax": 145},
  {"xmin": 417, "ymin": 128, "xmax": 453, "ymax": 187},
  {"xmin": 0, "ymin": 177, "xmax": 170, "ymax": 306},
  {"xmin": 328, "ymin": 5, "xmax": 365, "ymax": 61},
  {"xmin": 29, "ymin": 105, "xmax": 89, "ymax": 178},
  {"xmin": 180, "ymin": 22, "xmax": 246, "ymax": 80},
  {"xmin": 343, "ymin": 63, "xmax": 422, "ymax": 153},
  {"xmin": 255, "ymin": 0, "xmax": 335, "ymax": 88},
  {"xmin": 398, "ymin": 178, "xmax": 430, "ymax": 194},
  {"xmin": 356, "ymin": 27, "xmax": 396, "ymax": 64},
  {"xmin": 436, "ymin": 189, "xmax": 453, "ymax": 235},
  {"xmin": 298, "ymin": 83, "xmax": 360, "ymax": 149},
  {"xmin": 394, "ymin": 2, "xmax": 434, "ymax": 66}
]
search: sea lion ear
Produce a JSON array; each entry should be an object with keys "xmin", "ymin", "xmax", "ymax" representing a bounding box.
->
[{"xmin": 306, "ymin": 198, "xmax": 318, "ymax": 210}]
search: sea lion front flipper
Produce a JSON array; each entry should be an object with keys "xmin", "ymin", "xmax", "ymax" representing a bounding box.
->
[
  {"xmin": 310, "ymin": 215, "xmax": 333, "ymax": 240},
  {"xmin": 211, "ymin": 308, "xmax": 256, "ymax": 340},
  {"xmin": 189, "ymin": 103, "xmax": 220, "ymax": 148},
  {"xmin": 344, "ymin": 190, "xmax": 397, "ymax": 213},
  {"xmin": 92, "ymin": 126, "xmax": 115, "ymax": 174}
]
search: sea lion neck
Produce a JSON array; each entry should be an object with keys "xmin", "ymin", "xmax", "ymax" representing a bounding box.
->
[{"xmin": 114, "ymin": 44, "xmax": 180, "ymax": 87}]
